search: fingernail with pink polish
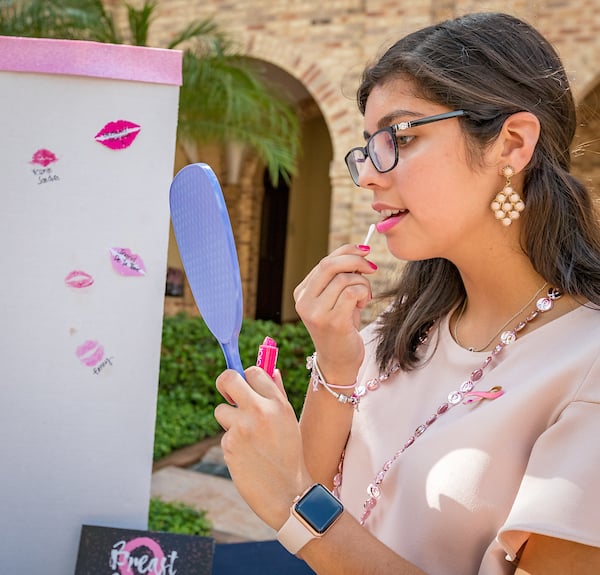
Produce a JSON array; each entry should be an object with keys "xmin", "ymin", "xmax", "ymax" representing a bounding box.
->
[
  {"xmin": 367, "ymin": 260, "xmax": 378, "ymax": 270},
  {"xmin": 357, "ymin": 244, "xmax": 371, "ymax": 251}
]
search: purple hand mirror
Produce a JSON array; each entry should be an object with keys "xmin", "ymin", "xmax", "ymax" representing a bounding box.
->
[{"xmin": 169, "ymin": 163, "xmax": 244, "ymax": 377}]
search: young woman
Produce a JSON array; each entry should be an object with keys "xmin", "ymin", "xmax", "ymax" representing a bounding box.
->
[{"xmin": 214, "ymin": 12, "xmax": 600, "ymax": 574}]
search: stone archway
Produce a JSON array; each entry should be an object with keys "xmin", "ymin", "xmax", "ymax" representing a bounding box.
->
[{"xmin": 232, "ymin": 58, "xmax": 334, "ymax": 322}]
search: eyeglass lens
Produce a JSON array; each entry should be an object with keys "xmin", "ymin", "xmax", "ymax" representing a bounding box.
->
[{"xmin": 346, "ymin": 128, "xmax": 396, "ymax": 185}]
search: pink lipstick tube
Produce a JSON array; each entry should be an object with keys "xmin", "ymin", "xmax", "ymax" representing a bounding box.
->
[{"xmin": 256, "ymin": 336, "xmax": 278, "ymax": 377}]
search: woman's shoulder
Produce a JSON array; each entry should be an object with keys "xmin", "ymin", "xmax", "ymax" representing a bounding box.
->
[
  {"xmin": 553, "ymin": 301, "xmax": 600, "ymax": 338},
  {"xmin": 538, "ymin": 303, "xmax": 600, "ymax": 402}
]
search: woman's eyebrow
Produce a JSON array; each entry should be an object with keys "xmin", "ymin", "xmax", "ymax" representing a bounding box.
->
[
  {"xmin": 363, "ymin": 109, "xmax": 423, "ymax": 139},
  {"xmin": 380, "ymin": 109, "xmax": 422, "ymax": 128}
]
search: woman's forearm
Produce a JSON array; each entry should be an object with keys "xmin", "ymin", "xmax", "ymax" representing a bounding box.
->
[
  {"xmin": 297, "ymin": 512, "xmax": 428, "ymax": 575},
  {"xmin": 299, "ymin": 382, "xmax": 354, "ymax": 489}
]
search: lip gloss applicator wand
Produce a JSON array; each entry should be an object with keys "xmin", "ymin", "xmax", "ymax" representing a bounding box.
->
[{"xmin": 363, "ymin": 223, "xmax": 376, "ymax": 246}]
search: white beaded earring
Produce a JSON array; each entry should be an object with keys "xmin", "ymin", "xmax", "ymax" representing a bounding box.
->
[{"xmin": 491, "ymin": 165, "xmax": 525, "ymax": 226}]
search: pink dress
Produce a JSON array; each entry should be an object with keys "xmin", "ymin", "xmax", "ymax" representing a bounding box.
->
[{"xmin": 339, "ymin": 305, "xmax": 600, "ymax": 574}]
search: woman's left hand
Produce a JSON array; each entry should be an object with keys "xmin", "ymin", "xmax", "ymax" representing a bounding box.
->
[{"xmin": 214, "ymin": 366, "xmax": 313, "ymax": 531}]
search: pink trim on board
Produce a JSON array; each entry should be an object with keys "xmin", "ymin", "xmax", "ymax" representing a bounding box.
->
[{"xmin": 0, "ymin": 35, "xmax": 182, "ymax": 86}]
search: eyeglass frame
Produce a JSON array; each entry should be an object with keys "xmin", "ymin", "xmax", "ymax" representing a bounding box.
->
[{"xmin": 344, "ymin": 109, "xmax": 468, "ymax": 186}]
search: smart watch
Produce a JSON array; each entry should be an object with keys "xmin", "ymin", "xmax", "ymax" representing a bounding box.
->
[{"xmin": 277, "ymin": 483, "xmax": 344, "ymax": 554}]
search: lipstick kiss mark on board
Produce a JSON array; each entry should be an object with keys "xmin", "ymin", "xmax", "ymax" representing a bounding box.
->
[
  {"xmin": 95, "ymin": 120, "xmax": 141, "ymax": 150},
  {"xmin": 30, "ymin": 149, "xmax": 58, "ymax": 167},
  {"xmin": 76, "ymin": 340, "xmax": 105, "ymax": 367},
  {"xmin": 109, "ymin": 247, "xmax": 146, "ymax": 276},
  {"xmin": 64, "ymin": 270, "xmax": 94, "ymax": 289}
]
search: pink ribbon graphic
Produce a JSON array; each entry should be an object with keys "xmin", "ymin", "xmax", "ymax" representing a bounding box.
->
[{"xmin": 117, "ymin": 537, "xmax": 165, "ymax": 575}]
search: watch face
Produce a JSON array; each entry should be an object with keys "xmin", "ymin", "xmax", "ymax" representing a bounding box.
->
[{"xmin": 294, "ymin": 484, "xmax": 344, "ymax": 534}]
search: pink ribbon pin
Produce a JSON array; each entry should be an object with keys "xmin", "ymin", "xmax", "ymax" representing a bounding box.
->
[{"xmin": 463, "ymin": 386, "xmax": 504, "ymax": 404}]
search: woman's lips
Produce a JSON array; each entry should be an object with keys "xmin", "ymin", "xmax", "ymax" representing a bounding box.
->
[
  {"xmin": 95, "ymin": 120, "xmax": 141, "ymax": 150},
  {"xmin": 376, "ymin": 213, "xmax": 405, "ymax": 233}
]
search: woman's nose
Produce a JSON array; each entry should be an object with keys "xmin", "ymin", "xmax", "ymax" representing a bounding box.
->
[{"xmin": 357, "ymin": 157, "xmax": 388, "ymax": 189}]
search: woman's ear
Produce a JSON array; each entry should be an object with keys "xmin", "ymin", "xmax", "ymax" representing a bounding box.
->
[{"xmin": 494, "ymin": 111, "xmax": 541, "ymax": 172}]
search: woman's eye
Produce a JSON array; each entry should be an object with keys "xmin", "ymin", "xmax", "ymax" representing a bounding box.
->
[{"xmin": 397, "ymin": 135, "xmax": 415, "ymax": 147}]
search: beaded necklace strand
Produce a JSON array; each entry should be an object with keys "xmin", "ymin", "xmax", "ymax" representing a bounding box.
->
[
  {"xmin": 334, "ymin": 286, "xmax": 562, "ymax": 526},
  {"xmin": 453, "ymin": 282, "xmax": 548, "ymax": 352}
]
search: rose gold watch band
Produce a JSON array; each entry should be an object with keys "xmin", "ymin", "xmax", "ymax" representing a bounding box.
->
[{"xmin": 277, "ymin": 512, "xmax": 317, "ymax": 554}]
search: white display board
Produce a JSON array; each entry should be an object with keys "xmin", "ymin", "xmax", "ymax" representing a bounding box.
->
[{"xmin": 0, "ymin": 36, "xmax": 182, "ymax": 573}]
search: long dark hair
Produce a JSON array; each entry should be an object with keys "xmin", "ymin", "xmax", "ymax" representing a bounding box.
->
[{"xmin": 355, "ymin": 12, "xmax": 600, "ymax": 372}]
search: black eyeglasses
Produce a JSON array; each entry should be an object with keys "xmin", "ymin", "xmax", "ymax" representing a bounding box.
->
[{"xmin": 344, "ymin": 110, "xmax": 467, "ymax": 186}]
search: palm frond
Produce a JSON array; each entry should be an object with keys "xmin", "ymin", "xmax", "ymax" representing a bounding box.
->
[
  {"xmin": 166, "ymin": 18, "xmax": 228, "ymax": 53},
  {"xmin": 0, "ymin": 0, "xmax": 120, "ymax": 43},
  {"xmin": 178, "ymin": 50, "xmax": 299, "ymax": 183},
  {"xmin": 125, "ymin": 0, "xmax": 156, "ymax": 46}
]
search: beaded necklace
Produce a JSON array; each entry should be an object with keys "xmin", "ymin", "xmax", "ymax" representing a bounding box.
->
[
  {"xmin": 335, "ymin": 286, "xmax": 562, "ymax": 526},
  {"xmin": 453, "ymin": 282, "xmax": 547, "ymax": 352}
]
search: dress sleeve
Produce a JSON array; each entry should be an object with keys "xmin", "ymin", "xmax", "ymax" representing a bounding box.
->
[{"xmin": 497, "ymin": 363, "xmax": 600, "ymax": 560}]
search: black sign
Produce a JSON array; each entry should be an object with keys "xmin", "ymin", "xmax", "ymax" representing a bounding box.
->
[{"xmin": 74, "ymin": 524, "xmax": 214, "ymax": 575}]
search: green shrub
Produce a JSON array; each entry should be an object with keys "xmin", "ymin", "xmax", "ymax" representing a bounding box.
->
[
  {"xmin": 154, "ymin": 314, "xmax": 314, "ymax": 460},
  {"xmin": 148, "ymin": 498, "xmax": 212, "ymax": 536}
]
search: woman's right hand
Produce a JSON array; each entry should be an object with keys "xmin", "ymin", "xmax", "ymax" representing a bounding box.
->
[{"xmin": 293, "ymin": 243, "xmax": 377, "ymax": 385}]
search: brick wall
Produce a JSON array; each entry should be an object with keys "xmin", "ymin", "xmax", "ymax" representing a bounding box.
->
[{"xmin": 113, "ymin": 0, "xmax": 600, "ymax": 319}]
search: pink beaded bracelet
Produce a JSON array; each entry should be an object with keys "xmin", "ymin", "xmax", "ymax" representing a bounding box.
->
[{"xmin": 306, "ymin": 353, "xmax": 358, "ymax": 406}]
